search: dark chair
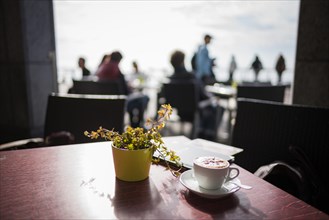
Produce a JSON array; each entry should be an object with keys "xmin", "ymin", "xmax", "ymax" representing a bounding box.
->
[
  {"xmin": 231, "ymin": 98, "xmax": 329, "ymax": 212},
  {"xmin": 70, "ymin": 80, "xmax": 148, "ymax": 128},
  {"xmin": 44, "ymin": 93, "xmax": 126, "ymax": 144},
  {"xmin": 232, "ymin": 98, "xmax": 329, "ymax": 172},
  {"xmin": 160, "ymin": 81, "xmax": 200, "ymax": 138},
  {"xmin": 0, "ymin": 93, "xmax": 127, "ymax": 150},
  {"xmin": 70, "ymin": 80, "xmax": 124, "ymax": 95},
  {"xmin": 237, "ymin": 84, "xmax": 287, "ymax": 102},
  {"xmin": 240, "ymin": 81, "xmax": 272, "ymax": 86}
]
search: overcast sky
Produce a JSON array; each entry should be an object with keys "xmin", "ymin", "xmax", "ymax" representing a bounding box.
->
[{"xmin": 53, "ymin": 0, "xmax": 300, "ymax": 82}]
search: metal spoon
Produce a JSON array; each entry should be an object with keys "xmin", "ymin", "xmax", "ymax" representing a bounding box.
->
[{"xmin": 232, "ymin": 179, "xmax": 253, "ymax": 190}]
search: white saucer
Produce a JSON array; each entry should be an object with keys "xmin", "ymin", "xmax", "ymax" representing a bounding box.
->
[{"xmin": 179, "ymin": 170, "xmax": 240, "ymax": 199}]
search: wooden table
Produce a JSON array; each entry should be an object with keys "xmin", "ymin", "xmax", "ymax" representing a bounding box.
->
[{"xmin": 0, "ymin": 142, "xmax": 328, "ymax": 219}]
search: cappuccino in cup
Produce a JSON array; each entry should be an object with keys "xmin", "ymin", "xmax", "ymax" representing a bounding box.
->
[
  {"xmin": 193, "ymin": 156, "xmax": 239, "ymax": 190},
  {"xmin": 194, "ymin": 156, "xmax": 229, "ymax": 169}
]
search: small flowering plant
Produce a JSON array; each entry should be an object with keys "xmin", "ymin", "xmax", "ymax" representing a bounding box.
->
[{"xmin": 84, "ymin": 104, "xmax": 182, "ymax": 176}]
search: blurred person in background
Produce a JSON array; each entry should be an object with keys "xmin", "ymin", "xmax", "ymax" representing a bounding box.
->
[
  {"xmin": 96, "ymin": 51, "xmax": 149, "ymax": 128},
  {"xmin": 98, "ymin": 54, "xmax": 111, "ymax": 68},
  {"xmin": 228, "ymin": 55, "xmax": 237, "ymax": 84},
  {"xmin": 127, "ymin": 61, "xmax": 147, "ymax": 91},
  {"xmin": 275, "ymin": 54, "xmax": 286, "ymax": 84},
  {"xmin": 195, "ymin": 34, "xmax": 216, "ymax": 85},
  {"xmin": 161, "ymin": 50, "xmax": 224, "ymax": 140},
  {"xmin": 250, "ymin": 55, "xmax": 263, "ymax": 82},
  {"xmin": 78, "ymin": 57, "xmax": 91, "ymax": 78}
]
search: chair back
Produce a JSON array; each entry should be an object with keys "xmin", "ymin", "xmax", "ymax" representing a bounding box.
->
[
  {"xmin": 162, "ymin": 81, "xmax": 199, "ymax": 123},
  {"xmin": 231, "ymin": 98, "xmax": 329, "ymax": 213},
  {"xmin": 159, "ymin": 81, "xmax": 200, "ymax": 138},
  {"xmin": 232, "ymin": 98, "xmax": 329, "ymax": 173},
  {"xmin": 240, "ymin": 81, "xmax": 272, "ymax": 86},
  {"xmin": 70, "ymin": 80, "xmax": 124, "ymax": 95},
  {"xmin": 44, "ymin": 93, "xmax": 126, "ymax": 144},
  {"xmin": 237, "ymin": 84, "xmax": 286, "ymax": 102}
]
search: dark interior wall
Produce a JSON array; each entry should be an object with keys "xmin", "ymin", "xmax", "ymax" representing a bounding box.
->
[
  {"xmin": 0, "ymin": 0, "xmax": 29, "ymax": 143},
  {"xmin": 0, "ymin": 0, "xmax": 57, "ymax": 144},
  {"xmin": 20, "ymin": 0, "xmax": 58, "ymax": 136},
  {"xmin": 293, "ymin": 0, "xmax": 329, "ymax": 107}
]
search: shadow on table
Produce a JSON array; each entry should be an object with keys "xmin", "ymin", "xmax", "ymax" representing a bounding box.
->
[
  {"xmin": 182, "ymin": 190, "xmax": 266, "ymax": 219},
  {"xmin": 111, "ymin": 178, "xmax": 163, "ymax": 219}
]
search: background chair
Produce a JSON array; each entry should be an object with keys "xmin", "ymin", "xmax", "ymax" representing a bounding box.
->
[
  {"xmin": 69, "ymin": 80, "xmax": 124, "ymax": 95},
  {"xmin": 159, "ymin": 81, "xmax": 200, "ymax": 138},
  {"xmin": 0, "ymin": 93, "xmax": 127, "ymax": 150},
  {"xmin": 44, "ymin": 93, "xmax": 126, "ymax": 144},
  {"xmin": 240, "ymin": 81, "xmax": 272, "ymax": 86},
  {"xmin": 231, "ymin": 98, "xmax": 329, "ymax": 212},
  {"xmin": 237, "ymin": 84, "xmax": 287, "ymax": 102},
  {"xmin": 70, "ymin": 80, "xmax": 149, "ymax": 129}
]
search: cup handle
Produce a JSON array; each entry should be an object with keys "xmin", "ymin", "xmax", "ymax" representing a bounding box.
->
[{"xmin": 226, "ymin": 167, "xmax": 239, "ymax": 182}]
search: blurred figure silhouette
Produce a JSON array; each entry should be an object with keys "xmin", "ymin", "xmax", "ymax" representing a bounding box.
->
[
  {"xmin": 195, "ymin": 34, "xmax": 216, "ymax": 85},
  {"xmin": 250, "ymin": 55, "xmax": 263, "ymax": 82},
  {"xmin": 96, "ymin": 51, "xmax": 129, "ymax": 93},
  {"xmin": 160, "ymin": 50, "xmax": 224, "ymax": 141},
  {"xmin": 98, "ymin": 54, "xmax": 111, "ymax": 68},
  {"xmin": 132, "ymin": 61, "xmax": 141, "ymax": 75},
  {"xmin": 228, "ymin": 55, "xmax": 237, "ymax": 84},
  {"xmin": 169, "ymin": 50, "xmax": 199, "ymax": 83},
  {"xmin": 96, "ymin": 51, "xmax": 149, "ymax": 128},
  {"xmin": 127, "ymin": 61, "xmax": 147, "ymax": 91},
  {"xmin": 78, "ymin": 57, "xmax": 91, "ymax": 77},
  {"xmin": 275, "ymin": 54, "xmax": 286, "ymax": 84}
]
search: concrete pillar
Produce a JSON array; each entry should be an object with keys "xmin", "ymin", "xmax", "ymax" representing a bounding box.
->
[
  {"xmin": 0, "ymin": 0, "xmax": 57, "ymax": 143},
  {"xmin": 293, "ymin": 0, "xmax": 329, "ymax": 107}
]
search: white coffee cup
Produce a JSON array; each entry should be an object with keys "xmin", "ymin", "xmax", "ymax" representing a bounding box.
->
[{"xmin": 193, "ymin": 156, "xmax": 239, "ymax": 190}]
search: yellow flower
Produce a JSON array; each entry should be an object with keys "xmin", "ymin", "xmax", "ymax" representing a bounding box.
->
[{"xmin": 90, "ymin": 131, "xmax": 99, "ymax": 139}]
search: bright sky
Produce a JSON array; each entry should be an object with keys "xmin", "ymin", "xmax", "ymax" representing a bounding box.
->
[{"xmin": 53, "ymin": 0, "xmax": 300, "ymax": 82}]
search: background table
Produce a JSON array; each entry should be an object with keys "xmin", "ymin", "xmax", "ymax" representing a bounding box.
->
[
  {"xmin": 205, "ymin": 84, "xmax": 237, "ymax": 142},
  {"xmin": 0, "ymin": 142, "xmax": 328, "ymax": 219}
]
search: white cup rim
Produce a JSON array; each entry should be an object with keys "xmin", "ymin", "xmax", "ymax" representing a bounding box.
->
[{"xmin": 193, "ymin": 156, "xmax": 230, "ymax": 169}]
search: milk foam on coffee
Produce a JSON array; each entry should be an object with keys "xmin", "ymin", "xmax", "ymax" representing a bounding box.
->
[{"xmin": 195, "ymin": 156, "xmax": 229, "ymax": 169}]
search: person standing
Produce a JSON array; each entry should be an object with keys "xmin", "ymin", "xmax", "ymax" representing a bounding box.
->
[
  {"xmin": 275, "ymin": 54, "xmax": 286, "ymax": 83},
  {"xmin": 195, "ymin": 34, "xmax": 215, "ymax": 84},
  {"xmin": 228, "ymin": 55, "xmax": 237, "ymax": 84},
  {"xmin": 78, "ymin": 57, "xmax": 91, "ymax": 77},
  {"xmin": 251, "ymin": 55, "xmax": 263, "ymax": 82}
]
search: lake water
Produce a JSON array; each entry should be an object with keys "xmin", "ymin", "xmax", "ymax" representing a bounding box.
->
[{"xmin": 53, "ymin": 1, "xmax": 300, "ymax": 87}]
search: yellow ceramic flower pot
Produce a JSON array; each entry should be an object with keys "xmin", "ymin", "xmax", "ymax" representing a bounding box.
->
[{"xmin": 112, "ymin": 145, "xmax": 153, "ymax": 182}]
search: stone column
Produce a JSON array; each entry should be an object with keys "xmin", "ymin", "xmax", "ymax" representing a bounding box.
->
[
  {"xmin": 293, "ymin": 0, "xmax": 329, "ymax": 107},
  {"xmin": 0, "ymin": 0, "xmax": 57, "ymax": 143}
]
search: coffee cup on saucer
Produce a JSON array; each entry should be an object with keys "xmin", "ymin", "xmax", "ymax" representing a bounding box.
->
[{"xmin": 193, "ymin": 156, "xmax": 239, "ymax": 190}]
